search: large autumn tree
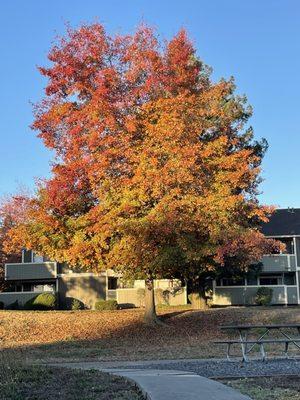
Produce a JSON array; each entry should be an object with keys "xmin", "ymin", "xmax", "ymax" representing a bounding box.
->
[{"xmin": 3, "ymin": 24, "xmax": 280, "ymax": 322}]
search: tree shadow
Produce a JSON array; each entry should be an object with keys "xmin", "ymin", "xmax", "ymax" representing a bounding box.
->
[
  {"xmin": 161, "ymin": 309, "xmax": 193, "ymax": 320},
  {"xmin": 1, "ymin": 306, "xmax": 299, "ymax": 365}
]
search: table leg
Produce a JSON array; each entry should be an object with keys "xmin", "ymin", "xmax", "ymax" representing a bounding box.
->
[
  {"xmin": 239, "ymin": 329, "xmax": 248, "ymax": 362},
  {"xmin": 279, "ymin": 329, "xmax": 300, "ymax": 350},
  {"xmin": 227, "ymin": 343, "xmax": 231, "ymax": 361},
  {"xmin": 246, "ymin": 329, "xmax": 270, "ymax": 354},
  {"xmin": 260, "ymin": 343, "xmax": 266, "ymax": 361},
  {"xmin": 284, "ymin": 341, "xmax": 289, "ymax": 359}
]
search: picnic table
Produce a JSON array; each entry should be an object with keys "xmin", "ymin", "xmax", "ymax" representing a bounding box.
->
[{"xmin": 215, "ymin": 323, "xmax": 300, "ymax": 362}]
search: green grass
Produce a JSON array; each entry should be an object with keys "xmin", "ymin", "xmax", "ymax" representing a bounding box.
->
[{"xmin": 0, "ymin": 356, "xmax": 144, "ymax": 400}]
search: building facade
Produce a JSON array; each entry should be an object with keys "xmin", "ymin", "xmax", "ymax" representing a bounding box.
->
[
  {"xmin": 213, "ymin": 209, "xmax": 300, "ymax": 306},
  {"xmin": 1, "ymin": 208, "xmax": 300, "ymax": 308},
  {"xmin": 1, "ymin": 250, "xmax": 187, "ymax": 309}
]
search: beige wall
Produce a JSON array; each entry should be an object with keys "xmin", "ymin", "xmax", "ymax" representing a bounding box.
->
[
  {"xmin": 58, "ymin": 274, "xmax": 106, "ymax": 309},
  {"xmin": 116, "ymin": 280, "xmax": 187, "ymax": 307}
]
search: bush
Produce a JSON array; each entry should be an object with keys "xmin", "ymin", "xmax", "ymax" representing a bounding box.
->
[
  {"xmin": 0, "ymin": 301, "xmax": 4, "ymax": 310},
  {"xmin": 71, "ymin": 298, "xmax": 84, "ymax": 310},
  {"xmin": 95, "ymin": 299, "xmax": 118, "ymax": 311},
  {"xmin": 24, "ymin": 293, "xmax": 57, "ymax": 310},
  {"xmin": 255, "ymin": 287, "xmax": 273, "ymax": 306}
]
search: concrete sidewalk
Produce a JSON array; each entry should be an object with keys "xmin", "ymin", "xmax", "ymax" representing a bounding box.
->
[{"xmin": 56, "ymin": 363, "xmax": 251, "ymax": 400}]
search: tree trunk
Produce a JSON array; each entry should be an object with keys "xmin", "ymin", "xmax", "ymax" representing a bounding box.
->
[{"xmin": 143, "ymin": 278, "xmax": 161, "ymax": 325}]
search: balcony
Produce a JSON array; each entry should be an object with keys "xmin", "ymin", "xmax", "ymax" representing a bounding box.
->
[
  {"xmin": 5, "ymin": 262, "xmax": 57, "ymax": 281},
  {"xmin": 261, "ymin": 255, "xmax": 296, "ymax": 273}
]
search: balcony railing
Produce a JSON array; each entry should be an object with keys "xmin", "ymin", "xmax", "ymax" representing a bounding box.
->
[
  {"xmin": 261, "ymin": 255, "xmax": 296, "ymax": 272},
  {"xmin": 5, "ymin": 262, "xmax": 57, "ymax": 281}
]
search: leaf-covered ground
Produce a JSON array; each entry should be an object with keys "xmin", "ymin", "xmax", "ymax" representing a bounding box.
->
[{"xmin": 0, "ymin": 306, "xmax": 300, "ymax": 362}]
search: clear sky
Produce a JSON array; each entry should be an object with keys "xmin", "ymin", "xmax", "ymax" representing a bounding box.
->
[{"xmin": 0, "ymin": 0, "xmax": 299, "ymax": 207}]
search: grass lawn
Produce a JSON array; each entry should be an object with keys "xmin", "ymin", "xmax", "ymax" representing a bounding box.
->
[
  {"xmin": 221, "ymin": 376, "xmax": 300, "ymax": 400},
  {"xmin": 0, "ymin": 361, "xmax": 144, "ymax": 400},
  {"xmin": 1, "ymin": 306, "xmax": 300, "ymax": 362}
]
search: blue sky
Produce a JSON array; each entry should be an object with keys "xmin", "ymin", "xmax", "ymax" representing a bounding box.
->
[{"xmin": 0, "ymin": 0, "xmax": 299, "ymax": 207}]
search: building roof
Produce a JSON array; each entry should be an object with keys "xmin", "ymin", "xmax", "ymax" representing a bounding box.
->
[{"xmin": 262, "ymin": 208, "xmax": 300, "ymax": 236}]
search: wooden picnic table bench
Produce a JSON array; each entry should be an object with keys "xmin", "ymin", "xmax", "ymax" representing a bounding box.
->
[{"xmin": 215, "ymin": 323, "xmax": 300, "ymax": 362}]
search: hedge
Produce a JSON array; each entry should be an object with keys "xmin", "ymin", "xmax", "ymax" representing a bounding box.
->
[
  {"xmin": 24, "ymin": 293, "xmax": 57, "ymax": 310},
  {"xmin": 95, "ymin": 299, "xmax": 118, "ymax": 311}
]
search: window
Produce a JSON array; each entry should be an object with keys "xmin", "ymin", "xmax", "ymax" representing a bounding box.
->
[
  {"xmin": 33, "ymin": 253, "xmax": 44, "ymax": 263},
  {"xmin": 32, "ymin": 283, "xmax": 55, "ymax": 292},
  {"xmin": 259, "ymin": 274, "xmax": 283, "ymax": 286},
  {"xmin": 108, "ymin": 277, "xmax": 118, "ymax": 290},
  {"xmin": 218, "ymin": 277, "xmax": 245, "ymax": 286},
  {"xmin": 15, "ymin": 284, "xmax": 22, "ymax": 292},
  {"xmin": 23, "ymin": 249, "xmax": 33, "ymax": 263},
  {"xmin": 23, "ymin": 283, "xmax": 33, "ymax": 292},
  {"xmin": 279, "ymin": 238, "xmax": 294, "ymax": 254},
  {"xmin": 284, "ymin": 272, "xmax": 296, "ymax": 286},
  {"xmin": 246, "ymin": 276, "xmax": 258, "ymax": 286},
  {"xmin": 269, "ymin": 238, "xmax": 294, "ymax": 254}
]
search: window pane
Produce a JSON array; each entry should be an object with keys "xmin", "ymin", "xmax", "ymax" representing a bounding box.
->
[
  {"xmin": 33, "ymin": 253, "xmax": 44, "ymax": 263},
  {"xmin": 259, "ymin": 274, "xmax": 282, "ymax": 285},
  {"xmin": 284, "ymin": 272, "xmax": 296, "ymax": 285},
  {"xmin": 23, "ymin": 249, "xmax": 32, "ymax": 263},
  {"xmin": 279, "ymin": 238, "xmax": 294, "ymax": 254},
  {"xmin": 44, "ymin": 284, "xmax": 55, "ymax": 292},
  {"xmin": 108, "ymin": 277, "xmax": 118, "ymax": 290},
  {"xmin": 247, "ymin": 276, "xmax": 258, "ymax": 285},
  {"xmin": 23, "ymin": 283, "xmax": 32, "ymax": 292},
  {"xmin": 222, "ymin": 278, "xmax": 245, "ymax": 286}
]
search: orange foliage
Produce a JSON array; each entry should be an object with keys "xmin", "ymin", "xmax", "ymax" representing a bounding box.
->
[{"xmin": 2, "ymin": 23, "xmax": 276, "ymax": 281}]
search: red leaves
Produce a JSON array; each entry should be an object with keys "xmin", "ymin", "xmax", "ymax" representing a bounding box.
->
[
  {"xmin": 165, "ymin": 29, "xmax": 202, "ymax": 94},
  {"xmin": 216, "ymin": 229, "xmax": 284, "ymax": 268}
]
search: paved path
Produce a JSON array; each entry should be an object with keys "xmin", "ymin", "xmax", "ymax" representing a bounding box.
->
[{"xmin": 55, "ymin": 362, "xmax": 251, "ymax": 400}]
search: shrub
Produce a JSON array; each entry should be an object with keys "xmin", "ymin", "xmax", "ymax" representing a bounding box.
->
[
  {"xmin": 0, "ymin": 301, "xmax": 4, "ymax": 310},
  {"xmin": 95, "ymin": 299, "xmax": 118, "ymax": 311},
  {"xmin": 71, "ymin": 298, "xmax": 84, "ymax": 310},
  {"xmin": 255, "ymin": 287, "xmax": 273, "ymax": 306},
  {"xmin": 24, "ymin": 293, "xmax": 57, "ymax": 310}
]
